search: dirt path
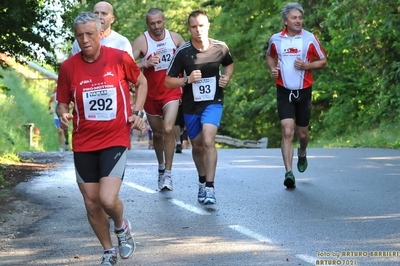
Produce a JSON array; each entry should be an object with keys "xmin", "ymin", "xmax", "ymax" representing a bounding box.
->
[{"xmin": 0, "ymin": 152, "xmax": 63, "ymax": 252}]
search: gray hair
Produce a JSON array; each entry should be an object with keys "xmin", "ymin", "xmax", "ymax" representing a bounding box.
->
[
  {"xmin": 73, "ymin": 12, "xmax": 102, "ymax": 32},
  {"xmin": 281, "ymin": 2, "xmax": 304, "ymax": 22},
  {"xmin": 146, "ymin": 8, "xmax": 165, "ymax": 22}
]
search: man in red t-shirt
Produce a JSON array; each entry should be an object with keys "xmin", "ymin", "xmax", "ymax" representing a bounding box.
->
[
  {"xmin": 57, "ymin": 12, "xmax": 147, "ymax": 265},
  {"xmin": 132, "ymin": 8, "xmax": 185, "ymax": 191}
]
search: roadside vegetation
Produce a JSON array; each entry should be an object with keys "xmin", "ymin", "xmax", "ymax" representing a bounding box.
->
[{"xmin": 0, "ymin": 62, "xmax": 60, "ymax": 187}]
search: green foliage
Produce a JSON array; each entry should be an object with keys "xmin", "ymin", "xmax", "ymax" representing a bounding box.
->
[
  {"xmin": 0, "ymin": 0, "xmax": 75, "ymax": 68},
  {"xmin": 0, "ymin": 65, "xmax": 61, "ymax": 155},
  {"xmin": 311, "ymin": 0, "xmax": 400, "ymax": 141}
]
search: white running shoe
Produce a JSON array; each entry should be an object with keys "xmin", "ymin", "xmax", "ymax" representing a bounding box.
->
[
  {"xmin": 115, "ymin": 219, "xmax": 136, "ymax": 259},
  {"xmin": 158, "ymin": 170, "xmax": 164, "ymax": 190},
  {"xmin": 161, "ymin": 175, "xmax": 173, "ymax": 191},
  {"xmin": 198, "ymin": 183, "xmax": 206, "ymax": 202},
  {"xmin": 204, "ymin": 187, "xmax": 216, "ymax": 205}
]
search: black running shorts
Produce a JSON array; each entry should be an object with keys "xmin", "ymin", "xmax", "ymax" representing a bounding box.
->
[
  {"xmin": 276, "ymin": 85, "xmax": 312, "ymax": 127},
  {"xmin": 74, "ymin": 146, "xmax": 127, "ymax": 183}
]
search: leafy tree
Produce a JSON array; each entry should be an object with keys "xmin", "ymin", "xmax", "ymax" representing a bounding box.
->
[{"xmin": 0, "ymin": 0, "xmax": 75, "ymax": 67}]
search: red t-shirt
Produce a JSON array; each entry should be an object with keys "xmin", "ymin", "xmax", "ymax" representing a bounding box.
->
[{"xmin": 57, "ymin": 46, "xmax": 141, "ymax": 152}]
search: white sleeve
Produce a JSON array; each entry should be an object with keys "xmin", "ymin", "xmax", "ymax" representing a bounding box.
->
[
  {"xmin": 71, "ymin": 40, "xmax": 81, "ymax": 55},
  {"xmin": 122, "ymin": 37, "xmax": 134, "ymax": 59}
]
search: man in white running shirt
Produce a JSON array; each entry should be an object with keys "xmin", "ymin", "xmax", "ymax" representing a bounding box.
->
[{"xmin": 70, "ymin": 1, "xmax": 133, "ymax": 58}]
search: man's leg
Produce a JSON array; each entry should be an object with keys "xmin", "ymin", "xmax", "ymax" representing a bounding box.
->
[
  {"xmin": 281, "ymin": 118, "xmax": 296, "ymax": 188},
  {"xmin": 201, "ymin": 124, "xmax": 218, "ymax": 183},
  {"xmin": 192, "ymin": 126, "xmax": 218, "ymax": 205},
  {"xmin": 147, "ymin": 115, "xmax": 165, "ymax": 165},
  {"xmin": 280, "ymin": 118, "xmax": 295, "ymax": 173},
  {"xmin": 78, "ymin": 182, "xmax": 114, "ymax": 250},
  {"xmin": 162, "ymin": 101, "xmax": 179, "ymax": 171},
  {"xmin": 57, "ymin": 127, "xmax": 64, "ymax": 151},
  {"xmin": 174, "ymin": 125, "xmax": 182, "ymax": 153},
  {"xmin": 63, "ymin": 129, "xmax": 69, "ymax": 150},
  {"xmin": 296, "ymin": 126, "xmax": 309, "ymax": 157},
  {"xmin": 190, "ymin": 133, "xmax": 206, "ymax": 178}
]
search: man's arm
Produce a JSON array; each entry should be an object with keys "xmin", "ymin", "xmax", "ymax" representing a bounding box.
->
[
  {"xmin": 219, "ymin": 63, "xmax": 234, "ymax": 88},
  {"xmin": 165, "ymin": 75, "xmax": 186, "ymax": 89},
  {"xmin": 266, "ymin": 54, "xmax": 280, "ymax": 79},
  {"xmin": 131, "ymin": 35, "xmax": 147, "ymax": 69},
  {"xmin": 295, "ymin": 56, "xmax": 327, "ymax": 71}
]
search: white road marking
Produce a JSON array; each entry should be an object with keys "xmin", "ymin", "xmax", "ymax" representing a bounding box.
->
[
  {"xmin": 124, "ymin": 182, "xmax": 157, "ymax": 194},
  {"xmin": 228, "ymin": 225, "xmax": 274, "ymax": 244},
  {"xmin": 170, "ymin": 199, "xmax": 210, "ymax": 215}
]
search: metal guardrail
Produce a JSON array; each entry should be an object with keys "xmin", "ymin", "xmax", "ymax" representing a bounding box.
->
[{"xmin": 215, "ymin": 135, "xmax": 268, "ymax": 148}]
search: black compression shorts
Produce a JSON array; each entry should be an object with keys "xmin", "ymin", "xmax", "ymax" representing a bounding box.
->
[
  {"xmin": 74, "ymin": 146, "xmax": 127, "ymax": 183},
  {"xmin": 276, "ymin": 85, "xmax": 312, "ymax": 127}
]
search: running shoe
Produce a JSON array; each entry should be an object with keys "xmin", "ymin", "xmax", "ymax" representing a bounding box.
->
[
  {"xmin": 203, "ymin": 187, "xmax": 216, "ymax": 205},
  {"xmin": 100, "ymin": 250, "xmax": 118, "ymax": 266},
  {"xmin": 157, "ymin": 169, "xmax": 165, "ymax": 190},
  {"xmin": 161, "ymin": 174, "xmax": 173, "ymax": 191},
  {"xmin": 115, "ymin": 219, "xmax": 136, "ymax": 259},
  {"xmin": 198, "ymin": 182, "xmax": 206, "ymax": 203},
  {"xmin": 175, "ymin": 144, "xmax": 182, "ymax": 153},
  {"xmin": 284, "ymin": 171, "xmax": 296, "ymax": 188},
  {"xmin": 297, "ymin": 148, "xmax": 308, "ymax": 173}
]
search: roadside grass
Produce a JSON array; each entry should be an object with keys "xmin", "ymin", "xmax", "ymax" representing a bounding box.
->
[
  {"xmin": 0, "ymin": 64, "xmax": 61, "ymax": 188},
  {"xmin": 310, "ymin": 126, "xmax": 400, "ymax": 149}
]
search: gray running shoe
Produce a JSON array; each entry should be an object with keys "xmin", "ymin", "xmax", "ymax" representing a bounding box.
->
[
  {"xmin": 198, "ymin": 183, "xmax": 206, "ymax": 202},
  {"xmin": 100, "ymin": 251, "xmax": 117, "ymax": 266},
  {"xmin": 204, "ymin": 187, "xmax": 216, "ymax": 205},
  {"xmin": 115, "ymin": 219, "xmax": 136, "ymax": 259}
]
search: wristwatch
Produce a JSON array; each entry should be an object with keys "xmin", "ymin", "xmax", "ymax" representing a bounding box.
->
[
  {"xmin": 133, "ymin": 110, "xmax": 144, "ymax": 118},
  {"xmin": 183, "ymin": 76, "xmax": 189, "ymax": 85}
]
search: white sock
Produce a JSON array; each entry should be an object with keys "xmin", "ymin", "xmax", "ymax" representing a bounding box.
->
[{"xmin": 115, "ymin": 220, "xmax": 126, "ymax": 231}]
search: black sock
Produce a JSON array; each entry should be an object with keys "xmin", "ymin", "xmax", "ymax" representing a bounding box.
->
[
  {"xmin": 206, "ymin": 181, "xmax": 214, "ymax": 188},
  {"xmin": 199, "ymin": 175, "xmax": 206, "ymax": 184}
]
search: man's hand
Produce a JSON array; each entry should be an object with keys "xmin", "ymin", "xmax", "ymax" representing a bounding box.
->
[
  {"xmin": 219, "ymin": 75, "xmax": 230, "ymax": 88},
  {"xmin": 189, "ymin": 70, "xmax": 202, "ymax": 83},
  {"xmin": 129, "ymin": 115, "xmax": 144, "ymax": 130},
  {"xmin": 270, "ymin": 66, "xmax": 280, "ymax": 79},
  {"xmin": 145, "ymin": 52, "xmax": 160, "ymax": 68},
  {"xmin": 59, "ymin": 113, "xmax": 73, "ymax": 130},
  {"xmin": 294, "ymin": 57, "xmax": 306, "ymax": 70}
]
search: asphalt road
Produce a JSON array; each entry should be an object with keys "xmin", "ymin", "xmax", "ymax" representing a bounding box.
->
[{"xmin": 1, "ymin": 145, "xmax": 400, "ymax": 266}]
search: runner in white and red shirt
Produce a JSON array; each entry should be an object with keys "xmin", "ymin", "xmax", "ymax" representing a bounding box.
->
[
  {"xmin": 266, "ymin": 2, "xmax": 327, "ymax": 189},
  {"xmin": 132, "ymin": 8, "xmax": 185, "ymax": 192}
]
